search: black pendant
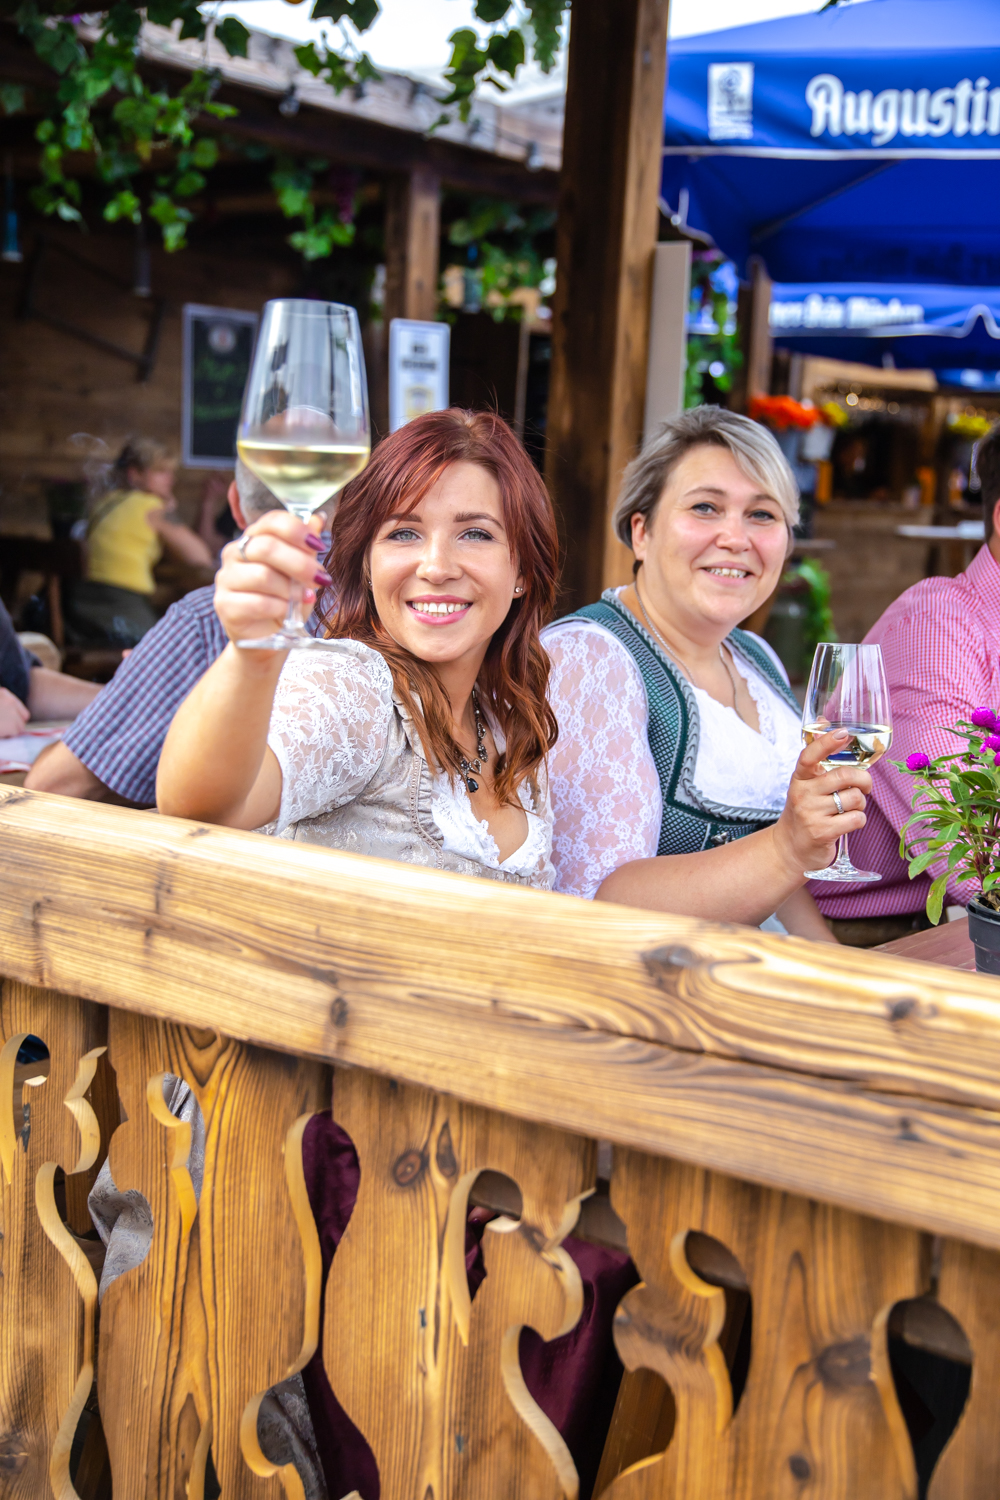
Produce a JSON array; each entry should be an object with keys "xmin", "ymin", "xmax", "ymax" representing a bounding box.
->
[{"xmin": 465, "ymin": 776, "xmax": 479, "ymax": 793}]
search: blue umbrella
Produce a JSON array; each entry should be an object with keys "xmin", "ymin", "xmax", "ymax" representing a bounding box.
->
[
  {"xmin": 768, "ymin": 281, "xmax": 1000, "ymax": 366},
  {"xmin": 663, "ymin": 0, "xmax": 1000, "ymax": 284}
]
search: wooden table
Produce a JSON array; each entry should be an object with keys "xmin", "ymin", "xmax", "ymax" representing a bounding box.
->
[{"xmin": 877, "ymin": 914, "xmax": 976, "ymax": 971}]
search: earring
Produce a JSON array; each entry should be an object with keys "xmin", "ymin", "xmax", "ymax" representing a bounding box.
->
[{"xmin": 514, "ymin": 585, "xmax": 523, "ymax": 595}]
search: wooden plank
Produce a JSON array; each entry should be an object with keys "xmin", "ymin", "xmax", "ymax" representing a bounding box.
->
[
  {"xmin": 603, "ymin": 1154, "xmax": 925, "ymax": 1500},
  {"xmin": 545, "ymin": 0, "xmax": 671, "ymax": 609},
  {"xmin": 384, "ymin": 167, "xmax": 442, "ymax": 326},
  {"xmin": 325, "ymin": 1070, "xmax": 596, "ymax": 1500},
  {"xmin": 878, "ymin": 918, "xmax": 976, "ymax": 972},
  {"xmin": 9, "ymin": 792, "xmax": 1000, "ymax": 1248},
  {"xmin": 0, "ymin": 980, "xmax": 106, "ymax": 1497},
  {"xmin": 927, "ymin": 1240, "xmax": 1000, "ymax": 1497},
  {"xmin": 97, "ymin": 1011, "xmax": 327, "ymax": 1498}
]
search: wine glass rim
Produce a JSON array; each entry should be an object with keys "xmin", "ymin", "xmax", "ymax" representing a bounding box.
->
[{"xmin": 263, "ymin": 297, "xmax": 359, "ymax": 317}]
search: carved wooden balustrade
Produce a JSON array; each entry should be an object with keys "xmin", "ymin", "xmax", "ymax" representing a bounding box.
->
[{"xmin": 2, "ymin": 785, "xmax": 1000, "ymax": 1499}]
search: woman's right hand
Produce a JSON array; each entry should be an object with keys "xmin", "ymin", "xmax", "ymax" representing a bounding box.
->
[
  {"xmin": 215, "ymin": 511, "xmax": 330, "ymax": 646},
  {"xmin": 773, "ymin": 729, "xmax": 873, "ymax": 878}
]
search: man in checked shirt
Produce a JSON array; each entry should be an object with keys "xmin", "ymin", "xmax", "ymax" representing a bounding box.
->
[
  {"xmin": 814, "ymin": 423, "xmax": 1000, "ymax": 947},
  {"xmin": 25, "ymin": 461, "xmax": 284, "ymax": 807}
]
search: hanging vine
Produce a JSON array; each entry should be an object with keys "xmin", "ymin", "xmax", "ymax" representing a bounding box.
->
[{"xmin": 3, "ymin": 0, "xmax": 568, "ymax": 257}]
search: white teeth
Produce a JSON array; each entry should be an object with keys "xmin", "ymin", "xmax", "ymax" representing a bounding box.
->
[
  {"xmin": 410, "ymin": 601, "xmax": 468, "ymax": 615},
  {"xmin": 708, "ymin": 568, "xmax": 749, "ymax": 578}
]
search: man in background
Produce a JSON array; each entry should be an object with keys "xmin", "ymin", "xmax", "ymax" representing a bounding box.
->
[
  {"xmin": 25, "ymin": 461, "xmax": 280, "ymax": 806},
  {"xmin": 814, "ymin": 423, "xmax": 1000, "ymax": 945}
]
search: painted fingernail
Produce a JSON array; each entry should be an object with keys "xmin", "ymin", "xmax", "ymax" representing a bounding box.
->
[
  {"xmin": 304, "ymin": 533, "xmax": 325, "ymax": 552},
  {"xmin": 313, "ymin": 570, "xmax": 333, "ymax": 586}
]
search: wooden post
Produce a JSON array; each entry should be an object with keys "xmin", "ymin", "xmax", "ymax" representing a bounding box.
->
[
  {"xmin": 745, "ymin": 256, "xmax": 774, "ymax": 403},
  {"xmin": 545, "ymin": 0, "xmax": 671, "ymax": 608},
  {"xmin": 644, "ymin": 241, "xmax": 692, "ymax": 440},
  {"xmin": 384, "ymin": 165, "xmax": 442, "ymax": 325}
]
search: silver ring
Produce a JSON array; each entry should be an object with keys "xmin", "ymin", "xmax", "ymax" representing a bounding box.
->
[
  {"xmin": 237, "ymin": 535, "xmax": 251, "ymax": 563},
  {"xmin": 832, "ymin": 790, "xmax": 845, "ymax": 815}
]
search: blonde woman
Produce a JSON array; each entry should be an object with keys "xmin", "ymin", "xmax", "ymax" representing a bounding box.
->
[
  {"xmin": 545, "ymin": 406, "xmax": 870, "ymax": 938},
  {"xmin": 68, "ymin": 437, "xmax": 214, "ymax": 647}
]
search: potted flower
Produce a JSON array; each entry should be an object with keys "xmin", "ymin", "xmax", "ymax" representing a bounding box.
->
[{"xmin": 897, "ymin": 707, "xmax": 1000, "ymax": 974}]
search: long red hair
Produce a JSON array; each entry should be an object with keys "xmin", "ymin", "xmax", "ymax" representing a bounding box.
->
[{"xmin": 319, "ymin": 408, "xmax": 559, "ymax": 803}]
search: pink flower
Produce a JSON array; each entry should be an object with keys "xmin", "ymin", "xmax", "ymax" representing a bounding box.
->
[
  {"xmin": 972, "ymin": 707, "xmax": 998, "ymax": 729},
  {"xmin": 906, "ymin": 752, "xmax": 931, "ymax": 771},
  {"xmin": 984, "ymin": 736, "xmax": 1000, "ymax": 751},
  {"xmin": 994, "ymin": 751, "xmax": 1000, "ymax": 769}
]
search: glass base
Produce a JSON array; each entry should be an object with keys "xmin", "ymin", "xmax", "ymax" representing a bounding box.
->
[
  {"xmin": 236, "ymin": 629, "xmax": 333, "ymax": 651},
  {"xmin": 804, "ymin": 860, "xmax": 883, "ymax": 883}
]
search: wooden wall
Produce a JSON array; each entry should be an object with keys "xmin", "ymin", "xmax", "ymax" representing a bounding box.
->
[{"xmin": 0, "ymin": 225, "xmax": 296, "ymax": 535}]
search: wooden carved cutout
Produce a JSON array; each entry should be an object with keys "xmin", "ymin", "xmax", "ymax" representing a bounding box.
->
[
  {"xmin": 0, "ymin": 979, "xmax": 106, "ymax": 1499},
  {"xmin": 325, "ymin": 1070, "xmax": 596, "ymax": 1500},
  {"xmin": 600, "ymin": 1152, "xmax": 926, "ymax": 1500},
  {"xmin": 927, "ymin": 1239, "xmax": 1000, "ymax": 1497},
  {"xmin": 97, "ymin": 1012, "xmax": 326, "ymax": 1499}
]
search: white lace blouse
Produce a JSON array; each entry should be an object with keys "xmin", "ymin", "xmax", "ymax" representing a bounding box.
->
[
  {"xmin": 542, "ymin": 604, "xmax": 803, "ymax": 899},
  {"xmin": 263, "ymin": 639, "xmax": 554, "ymax": 883}
]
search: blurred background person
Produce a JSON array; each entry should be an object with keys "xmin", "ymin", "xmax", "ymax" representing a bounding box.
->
[
  {"xmin": 26, "ymin": 460, "xmax": 278, "ymax": 804},
  {"xmin": 66, "ymin": 436, "xmax": 215, "ymax": 648},
  {"xmin": 0, "ymin": 596, "xmax": 99, "ymax": 739}
]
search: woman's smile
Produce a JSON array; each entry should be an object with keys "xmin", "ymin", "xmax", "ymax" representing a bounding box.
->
[{"xmin": 406, "ymin": 594, "xmax": 473, "ymax": 622}]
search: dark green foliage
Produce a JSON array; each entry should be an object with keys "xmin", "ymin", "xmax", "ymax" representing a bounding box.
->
[{"xmin": 13, "ymin": 0, "xmax": 568, "ymax": 256}]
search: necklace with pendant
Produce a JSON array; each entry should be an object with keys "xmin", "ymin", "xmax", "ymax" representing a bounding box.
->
[
  {"xmin": 457, "ymin": 687, "xmax": 488, "ymax": 793},
  {"xmin": 632, "ymin": 582, "xmax": 747, "ymax": 726}
]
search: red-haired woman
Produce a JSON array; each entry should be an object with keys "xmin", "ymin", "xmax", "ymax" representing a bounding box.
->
[
  {"xmin": 158, "ymin": 408, "xmax": 559, "ymax": 884},
  {"xmin": 156, "ymin": 410, "xmax": 633, "ymax": 1500}
]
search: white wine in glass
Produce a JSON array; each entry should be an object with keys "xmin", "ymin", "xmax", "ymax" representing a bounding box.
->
[
  {"xmin": 236, "ymin": 298, "xmax": 370, "ymax": 650},
  {"xmin": 801, "ymin": 642, "xmax": 893, "ymax": 882}
]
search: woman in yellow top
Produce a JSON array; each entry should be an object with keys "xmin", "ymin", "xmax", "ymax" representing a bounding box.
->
[{"xmin": 68, "ymin": 438, "xmax": 216, "ymax": 647}]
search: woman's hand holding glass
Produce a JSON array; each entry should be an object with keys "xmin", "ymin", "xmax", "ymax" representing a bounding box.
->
[
  {"xmin": 216, "ymin": 512, "xmax": 330, "ymax": 649},
  {"xmin": 772, "ymin": 728, "xmax": 872, "ymax": 879}
]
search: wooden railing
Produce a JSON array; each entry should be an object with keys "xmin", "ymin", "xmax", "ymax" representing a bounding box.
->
[{"xmin": 2, "ymin": 784, "xmax": 1000, "ymax": 1499}]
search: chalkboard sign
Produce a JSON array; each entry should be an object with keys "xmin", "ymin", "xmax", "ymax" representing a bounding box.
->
[{"xmin": 182, "ymin": 304, "xmax": 259, "ymax": 469}]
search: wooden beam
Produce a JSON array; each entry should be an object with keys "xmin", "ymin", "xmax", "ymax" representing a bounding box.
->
[
  {"xmin": 9, "ymin": 790, "xmax": 1000, "ymax": 1252},
  {"xmin": 384, "ymin": 166, "xmax": 442, "ymax": 325},
  {"xmin": 545, "ymin": 0, "xmax": 670, "ymax": 610}
]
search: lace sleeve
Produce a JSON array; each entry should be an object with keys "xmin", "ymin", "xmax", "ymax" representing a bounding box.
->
[
  {"xmin": 266, "ymin": 641, "xmax": 394, "ymax": 832},
  {"xmin": 543, "ymin": 620, "xmax": 662, "ymax": 899}
]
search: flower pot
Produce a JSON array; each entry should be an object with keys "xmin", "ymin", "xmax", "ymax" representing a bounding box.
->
[{"xmin": 968, "ymin": 898, "xmax": 1000, "ymax": 976}]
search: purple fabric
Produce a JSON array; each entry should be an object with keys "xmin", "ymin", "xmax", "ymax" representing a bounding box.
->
[{"xmin": 301, "ymin": 1112, "xmax": 636, "ymax": 1500}]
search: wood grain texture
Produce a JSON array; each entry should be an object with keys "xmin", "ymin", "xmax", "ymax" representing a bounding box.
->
[
  {"xmin": 384, "ymin": 167, "xmax": 441, "ymax": 325},
  {"xmin": 7, "ymin": 791, "xmax": 1000, "ymax": 1248},
  {"xmin": 601, "ymin": 1153, "xmax": 926, "ymax": 1500},
  {"xmin": 544, "ymin": 0, "xmax": 671, "ymax": 607},
  {"xmin": 97, "ymin": 1010, "xmax": 327, "ymax": 1499},
  {"xmin": 325, "ymin": 1070, "xmax": 596, "ymax": 1500},
  {"xmin": 0, "ymin": 980, "xmax": 105, "ymax": 1498},
  {"xmin": 927, "ymin": 1240, "xmax": 1000, "ymax": 1497}
]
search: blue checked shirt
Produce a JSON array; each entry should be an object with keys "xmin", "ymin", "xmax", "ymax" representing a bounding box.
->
[{"xmin": 63, "ymin": 587, "xmax": 227, "ymax": 806}]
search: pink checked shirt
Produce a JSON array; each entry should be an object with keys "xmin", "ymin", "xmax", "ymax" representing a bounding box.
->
[{"xmin": 813, "ymin": 544, "xmax": 1000, "ymax": 919}]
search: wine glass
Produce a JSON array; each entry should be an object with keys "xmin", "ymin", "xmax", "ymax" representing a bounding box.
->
[
  {"xmin": 801, "ymin": 642, "xmax": 892, "ymax": 882},
  {"xmin": 236, "ymin": 298, "xmax": 370, "ymax": 650}
]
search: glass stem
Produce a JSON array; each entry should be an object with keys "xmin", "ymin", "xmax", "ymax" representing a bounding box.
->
[
  {"xmin": 834, "ymin": 831, "xmax": 851, "ymax": 869},
  {"xmin": 283, "ymin": 582, "xmax": 306, "ymax": 635}
]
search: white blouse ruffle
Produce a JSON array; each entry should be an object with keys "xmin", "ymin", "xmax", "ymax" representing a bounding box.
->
[{"xmin": 542, "ymin": 609, "xmax": 802, "ymax": 900}]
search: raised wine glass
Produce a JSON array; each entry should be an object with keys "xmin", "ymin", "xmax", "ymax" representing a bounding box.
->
[
  {"xmin": 801, "ymin": 641, "xmax": 892, "ymax": 882},
  {"xmin": 236, "ymin": 298, "xmax": 369, "ymax": 650}
]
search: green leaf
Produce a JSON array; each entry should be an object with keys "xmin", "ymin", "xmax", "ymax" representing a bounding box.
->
[
  {"xmin": 476, "ymin": 0, "xmax": 513, "ymax": 18},
  {"xmin": 0, "ymin": 84, "xmax": 26, "ymax": 116},
  {"xmin": 216, "ymin": 17, "xmax": 250, "ymax": 59},
  {"xmin": 907, "ymin": 850, "xmax": 937, "ymax": 878},
  {"xmin": 926, "ymin": 873, "xmax": 948, "ymax": 925},
  {"xmin": 295, "ymin": 42, "xmax": 325, "ymax": 77},
  {"xmin": 190, "ymin": 137, "xmax": 218, "ymax": 169},
  {"xmin": 310, "ymin": 0, "xmax": 380, "ymax": 27}
]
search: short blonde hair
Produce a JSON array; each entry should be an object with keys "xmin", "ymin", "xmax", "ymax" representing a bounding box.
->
[{"xmin": 613, "ymin": 405, "xmax": 800, "ymax": 551}]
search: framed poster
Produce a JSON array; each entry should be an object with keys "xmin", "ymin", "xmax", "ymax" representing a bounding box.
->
[
  {"xmin": 389, "ymin": 319, "xmax": 450, "ymax": 432},
  {"xmin": 182, "ymin": 304, "xmax": 259, "ymax": 468}
]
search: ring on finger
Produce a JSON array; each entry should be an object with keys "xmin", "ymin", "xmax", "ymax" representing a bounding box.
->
[
  {"xmin": 237, "ymin": 535, "xmax": 251, "ymax": 564},
  {"xmin": 832, "ymin": 790, "xmax": 845, "ymax": 815}
]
